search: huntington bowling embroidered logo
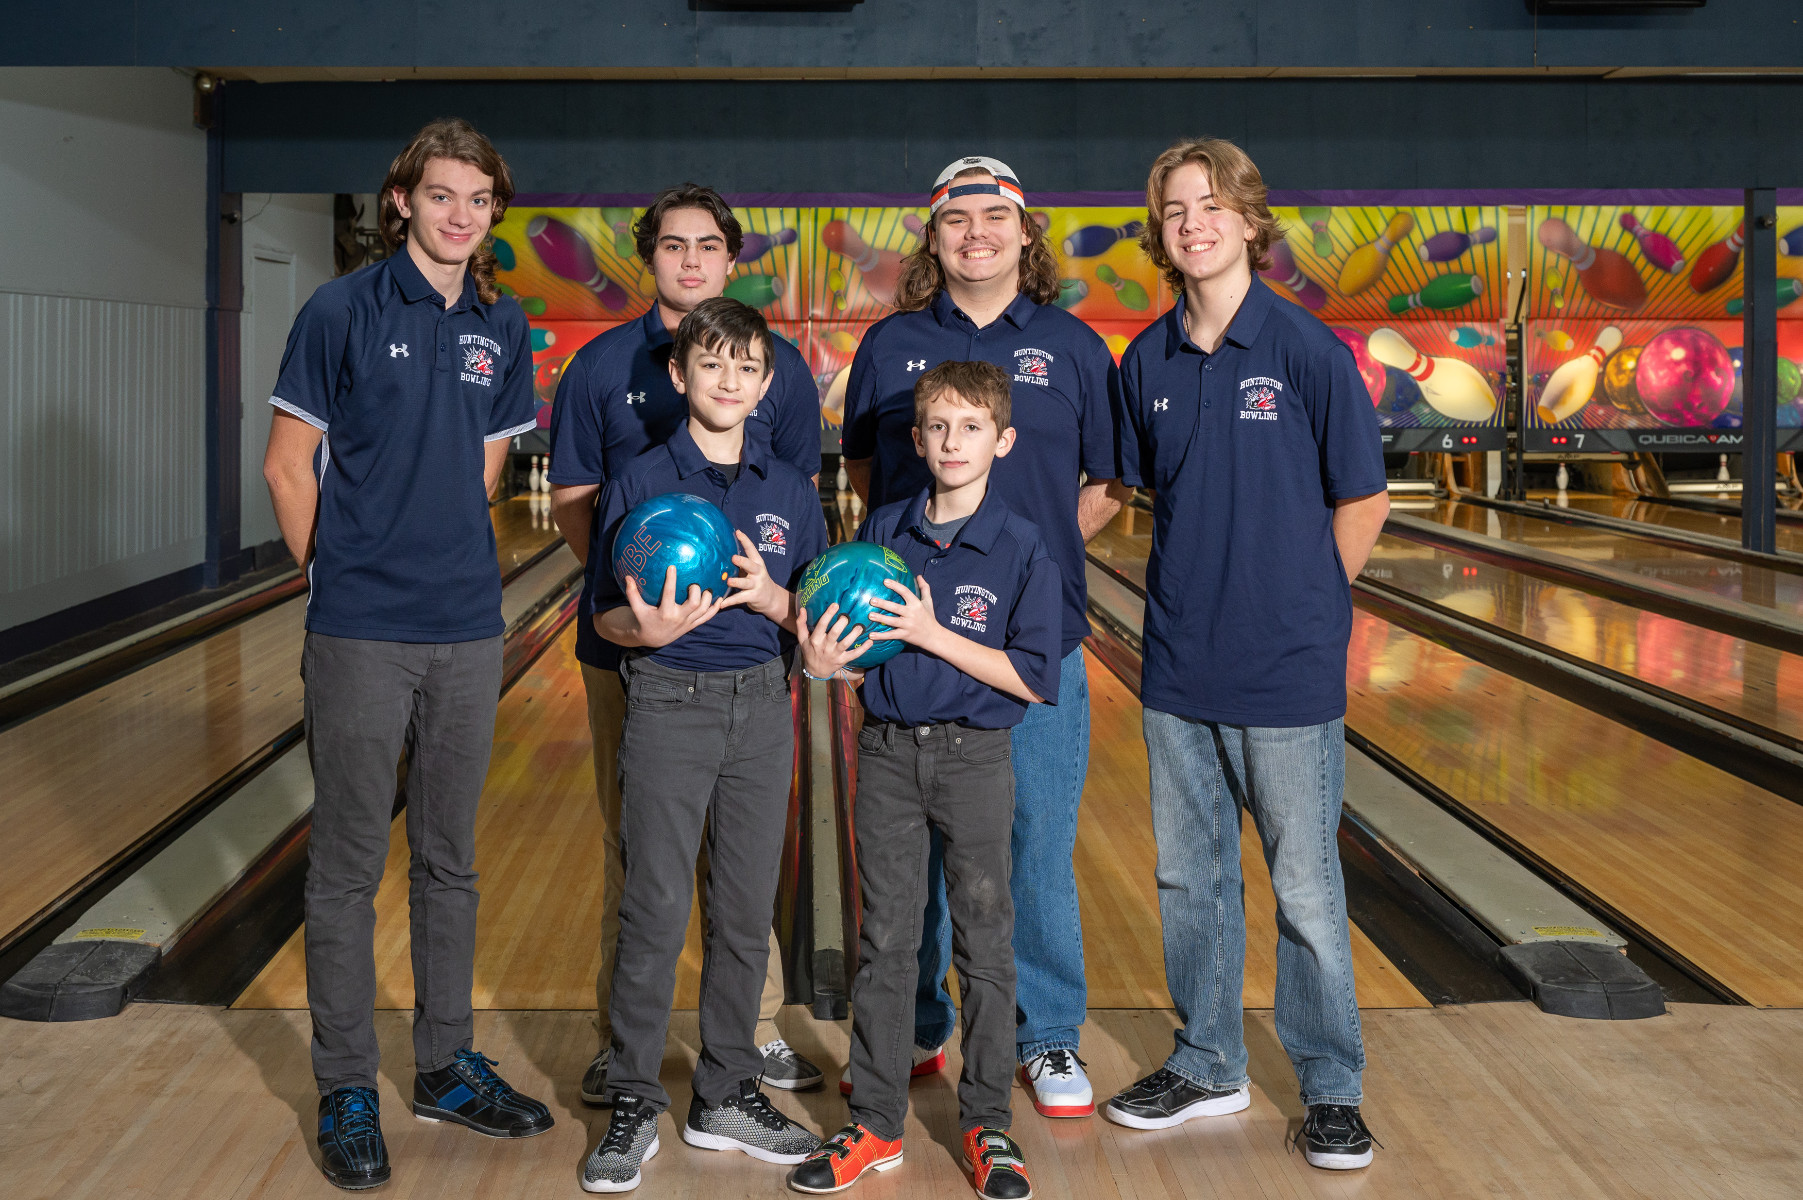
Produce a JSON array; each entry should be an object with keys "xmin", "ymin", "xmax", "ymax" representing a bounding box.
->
[
  {"xmin": 756, "ymin": 512, "xmax": 790, "ymax": 555},
  {"xmin": 459, "ymin": 334, "xmax": 504, "ymax": 387},
  {"xmin": 1013, "ymin": 347, "xmax": 1053, "ymax": 387},
  {"xmin": 951, "ymin": 584, "xmax": 997, "ymax": 634},
  {"xmin": 1238, "ymin": 376, "xmax": 1282, "ymax": 420}
]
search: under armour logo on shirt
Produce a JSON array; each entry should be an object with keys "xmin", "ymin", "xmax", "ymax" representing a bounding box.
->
[
  {"xmin": 1154, "ymin": 398, "xmax": 1170, "ymax": 412},
  {"xmin": 627, "ymin": 391, "xmax": 647, "ymax": 405},
  {"xmin": 907, "ymin": 360, "xmax": 927, "ymax": 372},
  {"xmin": 389, "ymin": 344, "xmax": 409, "ymax": 358}
]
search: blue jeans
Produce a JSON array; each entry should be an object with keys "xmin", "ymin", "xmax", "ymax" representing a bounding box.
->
[
  {"xmin": 915, "ymin": 645, "xmax": 1090, "ymax": 1062},
  {"xmin": 1142, "ymin": 709, "xmax": 1364, "ymax": 1108}
]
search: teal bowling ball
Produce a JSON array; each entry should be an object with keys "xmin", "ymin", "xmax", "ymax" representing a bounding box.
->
[
  {"xmin": 796, "ymin": 542, "xmax": 917, "ymax": 668},
  {"xmin": 611, "ymin": 492, "xmax": 738, "ymax": 603}
]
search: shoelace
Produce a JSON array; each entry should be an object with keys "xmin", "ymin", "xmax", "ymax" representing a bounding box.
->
[
  {"xmin": 733, "ymin": 1085, "xmax": 793, "ymax": 1131},
  {"xmin": 1132, "ymin": 1066, "xmax": 1184, "ymax": 1094},
  {"xmin": 599, "ymin": 1099, "xmax": 650, "ymax": 1155},
  {"xmin": 1290, "ymin": 1105, "xmax": 1383, "ymax": 1154},
  {"xmin": 454, "ymin": 1050, "xmax": 518, "ymax": 1103},
  {"xmin": 332, "ymin": 1087, "xmax": 382, "ymax": 1141},
  {"xmin": 1029, "ymin": 1049, "xmax": 1086, "ymax": 1080},
  {"xmin": 760, "ymin": 1037, "xmax": 796, "ymax": 1060}
]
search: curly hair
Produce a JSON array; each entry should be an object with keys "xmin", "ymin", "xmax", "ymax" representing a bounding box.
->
[
  {"xmin": 1138, "ymin": 137, "xmax": 1280, "ymax": 291},
  {"xmin": 632, "ymin": 184, "xmax": 744, "ymax": 264},
  {"xmin": 378, "ymin": 118, "xmax": 515, "ymax": 305},
  {"xmin": 892, "ymin": 169, "xmax": 1061, "ymax": 312}
]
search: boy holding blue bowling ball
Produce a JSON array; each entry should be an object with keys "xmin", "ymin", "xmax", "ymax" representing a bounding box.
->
[
  {"xmin": 786, "ymin": 361, "xmax": 1062, "ymax": 1198},
  {"xmin": 578, "ymin": 298, "xmax": 828, "ymax": 1193}
]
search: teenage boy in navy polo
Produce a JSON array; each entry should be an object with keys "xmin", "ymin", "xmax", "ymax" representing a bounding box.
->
[
  {"xmin": 547, "ymin": 185, "xmax": 825, "ymax": 1103},
  {"xmin": 577, "ymin": 298, "xmax": 827, "ymax": 1194},
  {"xmin": 262, "ymin": 118, "xmax": 552, "ymax": 1191},
  {"xmin": 1103, "ymin": 138, "xmax": 1389, "ymax": 1171},
  {"xmin": 787, "ymin": 361, "xmax": 1059, "ymax": 1199},
  {"xmin": 840, "ymin": 156, "xmax": 1131, "ymax": 1120}
]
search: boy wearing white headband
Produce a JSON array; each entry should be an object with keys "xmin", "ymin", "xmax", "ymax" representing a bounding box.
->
[{"xmin": 841, "ymin": 156, "xmax": 1130, "ymax": 1122}]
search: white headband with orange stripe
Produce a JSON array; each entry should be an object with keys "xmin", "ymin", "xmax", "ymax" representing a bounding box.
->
[{"xmin": 928, "ymin": 156, "xmax": 1025, "ymax": 214}]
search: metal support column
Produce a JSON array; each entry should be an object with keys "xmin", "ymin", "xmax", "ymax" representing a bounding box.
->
[
  {"xmin": 201, "ymin": 80, "xmax": 244, "ymax": 588},
  {"xmin": 1742, "ymin": 187, "xmax": 1777, "ymax": 555}
]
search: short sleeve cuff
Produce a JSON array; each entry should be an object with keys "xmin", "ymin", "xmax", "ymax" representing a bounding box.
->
[
  {"xmin": 1325, "ymin": 478, "xmax": 1389, "ymax": 502},
  {"xmin": 485, "ymin": 420, "xmax": 538, "ymax": 443},
  {"xmin": 1005, "ymin": 647, "xmax": 1058, "ymax": 706},
  {"xmin": 270, "ymin": 396, "xmax": 327, "ymax": 431}
]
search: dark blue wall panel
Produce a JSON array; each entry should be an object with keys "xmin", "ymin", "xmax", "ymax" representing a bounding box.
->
[{"xmin": 218, "ymin": 78, "xmax": 1803, "ymax": 195}]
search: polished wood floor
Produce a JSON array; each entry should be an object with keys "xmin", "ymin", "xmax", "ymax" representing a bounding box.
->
[
  {"xmin": 239, "ymin": 623, "xmax": 1424, "ymax": 1013},
  {"xmin": 0, "ymin": 500, "xmax": 559, "ymax": 953},
  {"xmin": 1364, "ymin": 532, "xmax": 1803, "ymax": 743},
  {"xmin": 1553, "ymin": 490, "xmax": 1803, "ymax": 557},
  {"xmin": 1346, "ymin": 609, "xmax": 1803, "ymax": 1007},
  {"xmin": 5, "ymin": 1001, "xmax": 1799, "ymax": 1199}
]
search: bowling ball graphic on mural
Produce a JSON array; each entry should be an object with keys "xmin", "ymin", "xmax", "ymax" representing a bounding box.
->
[
  {"xmin": 796, "ymin": 542, "xmax": 918, "ymax": 668},
  {"xmin": 1600, "ymin": 345, "xmax": 1645, "ymax": 415},
  {"xmin": 1332, "ymin": 327, "xmax": 1387, "ymax": 404},
  {"xmin": 536, "ymin": 356, "xmax": 567, "ymax": 404},
  {"xmin": 1633, "ymin": 327, "xmax": 1734, "ymax": 426},
  {"xmin": 610, "ymin": 492, "xmax": 738, "ymax": 603}
]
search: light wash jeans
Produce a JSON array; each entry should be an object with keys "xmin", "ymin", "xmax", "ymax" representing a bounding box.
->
[
  {"xmin": 915, "ymin": 644, "xmax": 1091, "ymax": 1062},
  {"xmin": 1142, "ymin": 709, "xmax": 1365, "ymax": 1107}
]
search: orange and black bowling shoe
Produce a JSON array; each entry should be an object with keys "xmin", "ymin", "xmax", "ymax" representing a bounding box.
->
[
  {"xmin": 786, "ymin": 1123, "xmax": 903, "ymax": 1193},
  {"xmin": 962, "ymin": 1127, "xmax": 1032, "ymax": 1199}
]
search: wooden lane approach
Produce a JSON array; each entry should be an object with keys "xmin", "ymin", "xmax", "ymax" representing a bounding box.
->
[{"xmin": 0, "ymin": 499, "xmax": 561, "ymax": 958}]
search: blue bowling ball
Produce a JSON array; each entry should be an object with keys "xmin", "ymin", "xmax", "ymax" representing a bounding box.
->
[
  {"xmin": 611, "ymin": 492, "xmax": 738, "ymax": 603},
  {"xmin": 796, "ymin": 542, "xmax": 918, "ymax": 668}
]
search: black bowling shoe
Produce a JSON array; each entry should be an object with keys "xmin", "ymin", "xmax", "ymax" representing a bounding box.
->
[
  {"xmin": 413, "ymin": 1048, "xmax": 554, "ymax": 1138},
  {"xmin": 318, "ymin": 1086, "xmax": 390, "ymax": 1190}
]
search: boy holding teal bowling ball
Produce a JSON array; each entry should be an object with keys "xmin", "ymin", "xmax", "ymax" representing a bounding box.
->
[
  {"xmin": 786, "ymin": 361, "xmax": 1061, "ymax": 1198},
  {"xmin": 578, "ymin": 298, "xmax": 828, "ymax": 1193}
]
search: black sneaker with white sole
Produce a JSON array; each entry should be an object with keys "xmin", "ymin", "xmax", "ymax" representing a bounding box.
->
[
  {"xmin": 759, "ymin": 1038, "xmax": 825, "ymax": 1090},
  {"xmin": 413, "ymin": 1049, "xmax": 554, "ymax": 1138},
  {"xmin": 1295, "ymin": 1104, "xmax": 1375, "ymax": 1169},
  {"xmin": 680, "ymin": 1078, "xmax": 821, "ymax": 1164},
  {"xmin": 581, "ymin": 1049, "xmax": 612, "ymax": 1106},
  {"xmin": 1102, "ymin": 1067, "xmax": 1250, "ymax": 1130},
  {"xmin": 581, "ymin": 1095, "xmax": 661, "ymax": 1193}
]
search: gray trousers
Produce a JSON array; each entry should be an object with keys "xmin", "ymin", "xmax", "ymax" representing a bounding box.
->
[
  {"xmin": 607, "ymin": 653, "xmax": 794, "ymax": 1110},
  {"xmin": 848, "ymin": 721, "xmax": 1017, "ymax": 1140},
  {"xmin": 301, "ymin": 632, "xmax": 502, "ymax": 1094}
]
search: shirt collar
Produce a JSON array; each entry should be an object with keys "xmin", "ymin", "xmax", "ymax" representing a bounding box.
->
[
  {"xmin": 639, "ymin": 303, "xmax": 675, "ymax": 350},
  {"xmin": 386, "ymin": 248, "xmax": 485, "ymax": 317},
  {"xmin": 1167, "ymin": 273, "xmax": 1275, "ymax": 357},
  {"xmin": 666, "ymin": 420, "xmax": 769, "ymax": 482},
  {"xmin": 900, "ymin": 483, "xmax": 1006, "ymax": 555},
  {"xmin": 929, "ymin": 288, "xmax": 1041, "ymax": 332}
]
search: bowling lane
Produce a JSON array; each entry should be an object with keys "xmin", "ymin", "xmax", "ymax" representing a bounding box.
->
[
  {"xmin": 1347, "ymin": 610, "xmax": 1803, "ymax": 1006},
  {"xmin": 0, "ymin": 498, "xmax": 560, "ymax": 953},
  {"xmin": 1080, "ymin": 652, "xmax": 1428, "ymax": 1009},
  {"xmin": 1545, "ymin": 490, "xmax": 1803, "ymax": 557},
  {"xmin": 1411, "ymin": 498, "xmax": 1803, "ymax": 617},
  {"xmin": 1363, "ymin": 533, "xmax": 1803, "ymax": 744}
]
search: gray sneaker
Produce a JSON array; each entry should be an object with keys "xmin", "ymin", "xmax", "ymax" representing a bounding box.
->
[
  {"xmin": 581, "ymin": 1048, "xmax": 611, "ymax": 1106},
  {"xmin": 679, "ymin": 1079, "xmax": 820, "ymax": 1164},
  {"xmin": 758, "ymin": 1038, "xmax": 825, "ymax": 1091},
  {"xmin": 581, "ymin": 1096, "xmax": 659, "ymax": 1193}
]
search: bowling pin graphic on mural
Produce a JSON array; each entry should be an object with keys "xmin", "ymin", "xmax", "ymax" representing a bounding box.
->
[
  {"xmin": 1299, "ymin": 206, "xmax": 1334, "ymax": 257},
  {"xmin": 1690, "ymin": 222, "xmax": 1745, "ymax": 293},
  {"xmin": 1537, "ymin": 326, "xmax": 1623, "ymax": 425},
  {"xmin": 1420, "ymin": 226, "xmax": 1497, "ymax": 263},
  {"xmin": 1063, "ymin": 221, "xmax": 1144, "ymax": 258},
  {"xmin": 1388, "ymin": 274, "xmax": 1483, "ymax": 314},
  {"xmin": 527, "ymin": 215, "xmax": 633, "ymax": 311},
  {"xmin": 1725, "ymin": 278, "xmax": 1803, "ymax": 315},
  {"xmin": 1094, "ymin": 265, "xmax": 1150, "ymax": 311},
  {"xmin": 1619, "ymin": 213, "xmax": 1685, "ymax": 274},
  {"xmin": 737, "ymin": 227, "xmax": 798, "ymax": 265},
  {"xmin": 821, "ymin": 219, "xmax": 905, "ymax": 307},
  {"xmin": 1260, "ymin": 240, "xmax": 1328, "ymax": 310},
  {"xmin": 1536, "ymin": 216, "xmax": 1647, "ymax": 311},
  {"xmin": 1338, "ymin": 212, "xmax": 1414, "ymax": 296},
  {"xmin": 1366, "ymin": 327, "xmax": 1497, "ymax": 421}
]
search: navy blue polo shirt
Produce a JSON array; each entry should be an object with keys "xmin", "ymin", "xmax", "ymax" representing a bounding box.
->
[
  {"xmin": 1117, "ymin": 276, "xmax": 1386, "ymax": 726},
  {"xmin": 841, "ymin": 291, "xmax": 1119, "ymax": 657},
  {"xmin": 548, "ymin": 303, "xmax": 823, "ymax": 670},
  {"xmin": 269, "ymin": 250, "xmax": 536, "ymax": 642},
  {"xmin": 585, "ymin": 424, "xmax": 829, "ymax": 673},
  {"xmin": 854, "ymin": 487, "xmax": 1063, "ymax": 731}
]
